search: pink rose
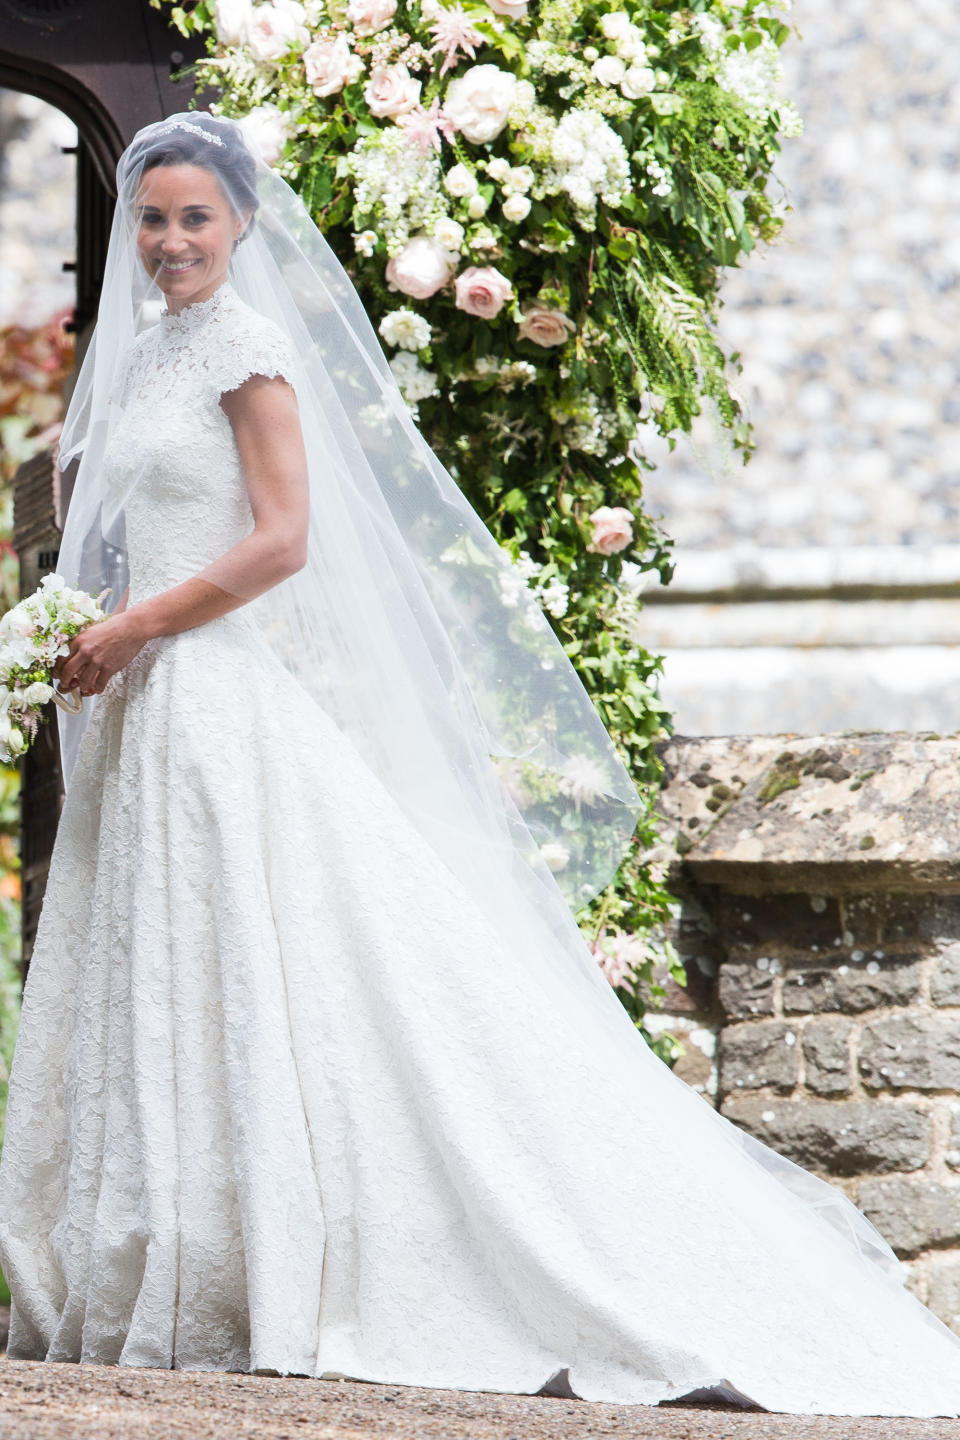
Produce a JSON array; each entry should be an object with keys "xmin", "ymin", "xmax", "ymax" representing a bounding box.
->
[
  {"xmin": 586, "ymin": 506, "xmax": 634, "ymax": 556},
  {"xmin": 516, "ymin": 303, "xmax": 576, "ymax": 347},
  {"xmin": 453, "ymin": 265, "xmax": 513, "ymax": 319},
  {"xmin": 364, "ymin": 64, "xmax": 422, "ymax": 119},
  {"xmin": 385, "ymin": 236, "xmax": 457, "ymax": 299},
  {"xmin": 347, "ymin": 0, "xmax": 397, "ymax": 34},
  {"xmin": 247, "ymin": 0, "xmax": 308, "ymax": 61},
  {"xmin": 304, "ymin": 36, "xmax": 360, "ymax": 97}
]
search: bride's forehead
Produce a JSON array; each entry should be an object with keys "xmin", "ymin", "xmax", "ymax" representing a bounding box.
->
[{"xmin": 134, "ymin": 165, "xmax": 226, "ymax": 210}]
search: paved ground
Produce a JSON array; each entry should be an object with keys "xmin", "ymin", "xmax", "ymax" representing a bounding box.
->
[{"xmin": 0, "ymin": 1355, "xmax": 957, "ymax": 1440}]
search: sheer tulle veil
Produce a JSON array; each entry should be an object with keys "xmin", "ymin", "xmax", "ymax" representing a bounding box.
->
[{"xmin": 53, "ymin": 110, "xmax": 929, "ymax": 1299}]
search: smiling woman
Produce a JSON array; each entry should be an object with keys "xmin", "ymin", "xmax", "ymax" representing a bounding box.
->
[{"xmin": 135, "ymin": 168, "xmax": 252, "ymax": 312}]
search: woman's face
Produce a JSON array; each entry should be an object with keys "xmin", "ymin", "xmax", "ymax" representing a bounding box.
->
[{"xmin": 135, "ymin": 163, "xmax": 247, "ymax": 312}]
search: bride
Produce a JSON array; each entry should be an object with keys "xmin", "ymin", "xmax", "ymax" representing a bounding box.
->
[{"xmin": 1, "ymin": 110, "xmax": 959, "ymax": 1416}]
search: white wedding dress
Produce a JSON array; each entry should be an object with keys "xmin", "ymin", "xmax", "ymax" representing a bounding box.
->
[{"xmin": 4, "ymin": 285, "xmax": 960, "ymax": 1417}]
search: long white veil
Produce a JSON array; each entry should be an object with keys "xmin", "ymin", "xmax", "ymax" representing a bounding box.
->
[{"xmin": 52, "ymin": 111, "xmax": 932, "ymax": 1302}]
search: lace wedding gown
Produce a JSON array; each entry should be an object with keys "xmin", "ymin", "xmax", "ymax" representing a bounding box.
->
[{"xmin": 3, "ymin": 285, "xmax": 960, "ymax": 1417}]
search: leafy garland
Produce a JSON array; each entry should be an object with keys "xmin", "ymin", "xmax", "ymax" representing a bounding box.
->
[{"xmin": 155, "ymin": 0, "xmax": 799, "ymax": 1060}]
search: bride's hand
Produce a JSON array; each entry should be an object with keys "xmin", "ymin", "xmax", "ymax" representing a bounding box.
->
[{"xmin": 52, "ymin": 613, "xmax": 147, "ymax": 698}]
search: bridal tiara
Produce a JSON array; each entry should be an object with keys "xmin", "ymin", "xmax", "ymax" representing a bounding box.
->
[{"xmin": 152, "ymin": 120, "xmax": 225, "ymax": 147}]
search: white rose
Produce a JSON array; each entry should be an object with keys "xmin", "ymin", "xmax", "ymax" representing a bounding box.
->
[
  {"xmin": 540, "ymin": 841, "xmax": 570, "ymax": 872},
  {"xmin": 485, "ymin": 157, "xmax": 511, "ymax": 183},
  {"xmin": 443, "ymin": 163, "xmax": 478, "ymax": 197},
  {"xmin": 215, "ymin": 0, "xmax": 254, "ymax": 45},
  {"xmin": 247, "ymin": 0, "xmax": 308, "ymax": 61},
  {"xmin": 22, "ymin": 681, "xmax": 53, "ymax": 705},
  {"xmin": 364, "ymin": 63, "xmax": 422, "ymax": 119},
  {"xmin": 620, "ymin": 64, "xmax": 656, "ymax": 98},
  {"xmin": 346, "ymin": 0, "xmax": 397, "ymax": 33},
  {"xmin": 378, "ymin": 308, "xmax": 432, "ymax": 351},
  {"xmin": 599, "ymin": 11, "xmax": 632, "ymax": 41},
  {"xmin": 384, "ymin": 235, "xmax": 457, "ymax": 299},
  {"xmin": 237, "ymin": 103, "xmax": 294, "ymax": 166},
  {"xmin": 592, "ymin": 55, "xmax": 626, "ymax": 86},
  {"xmin": 432, "ymin": 217, "xmax": 465, "ymax": 250},
  {"xmin": 501, "ymin": 193, "xmax": 530, "ymax": 222},
  {"xmin": 505, "ymin": 164, "xmax": 534, "ymax": 193},
  {"xmin": 442, "ymin": 64, "xmax": 517, "ymax": 145},
  {"xmin": 466, "ymin": 193, "xmax": 489, "ymax": 219},
  {"xmin": 616, "ymin": 29, "xmax": 648, "ymax": 63}
]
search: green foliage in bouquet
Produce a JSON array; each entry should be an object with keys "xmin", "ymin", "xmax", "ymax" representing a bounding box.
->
[{"xmin": 156, "ymin": 0, "xmax": 800, "ymax": 1059}]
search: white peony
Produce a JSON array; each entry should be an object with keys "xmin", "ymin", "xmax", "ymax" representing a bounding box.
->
[
  {"xmin": 378, "ymin": 308, "xmax": 432, "ymax": 351},
  {"xmin": 215, "ymin": 0, "xmax": 254, "ymax": 45},
  {"xmin": 620, "ymin": 65, "xmax": 656, "ymax": 98},
  {"xmin": 346, "ymin": 0, "xmax": 397, "ymax": 34},
  {"xmin": 432, "ymin": 217, "xmax": 465, "ymax": 250},
  {"xmin": 237, "ymin": 103, "xmax": 294, "ymax": 166},
  {"xmin": 442, "ymin": 64, "xmax": 517, "ymax": 145},
  {"xmin": 501, "ymin": 192, "xmax": 531, "ymax": 222},
  {"xmin": 484, "ymin": 0, "xmax": 528, "ymax": 16},
  {"xmin": 385, "ymin": 235, "xmax": 457, "ymax": 298},
  {"xmin": 591, "ymin": 55, "xmax": 626, "ymax": 87},
  {"xmin": 247, "ymin": 0, "xmax": 309, "ymax": 62},
  {"xmin": 443, "ymin": 162, "xmax": 479, "ymax": 197}
]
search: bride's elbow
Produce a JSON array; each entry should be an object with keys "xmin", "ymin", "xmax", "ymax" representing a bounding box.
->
[{"xmin": 282, "ymin": 536, "xmax": 309, "ymax": 577}]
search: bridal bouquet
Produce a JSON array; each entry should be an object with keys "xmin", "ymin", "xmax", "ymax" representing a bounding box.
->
[{"xmin": 0, "ymin": 574, "xmax": 109, "ymax": 762}]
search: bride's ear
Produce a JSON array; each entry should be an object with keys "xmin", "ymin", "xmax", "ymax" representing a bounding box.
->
[{"xmin": 234, "ymin": 209, "xmax": 255, "ymax": 247}]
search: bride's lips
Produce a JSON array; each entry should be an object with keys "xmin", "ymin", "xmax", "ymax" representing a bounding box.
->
[{"xmin": 159, "ymin": 258, "xmax": 201, "ymax": 274}]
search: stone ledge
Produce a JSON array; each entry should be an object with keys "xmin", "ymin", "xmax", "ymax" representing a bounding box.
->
[{"xmin": 656, "ymin": 732, "xmax": 960, "ymax": 893}]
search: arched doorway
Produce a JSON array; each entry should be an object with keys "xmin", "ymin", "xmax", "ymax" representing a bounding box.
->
[{"xmin": 0, "ymin": 0, "xmax": 207, "ymax": 962}]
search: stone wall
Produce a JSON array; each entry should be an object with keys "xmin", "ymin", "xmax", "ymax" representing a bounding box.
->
[{"xmin": 653, "ymin": 732, "xmax": 960, "ymax": 1329}]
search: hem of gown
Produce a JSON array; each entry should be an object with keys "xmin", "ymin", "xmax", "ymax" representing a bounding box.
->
[{"xmin": 10, "ymin": 1348, "xmax": 959, "ymax": 1419}]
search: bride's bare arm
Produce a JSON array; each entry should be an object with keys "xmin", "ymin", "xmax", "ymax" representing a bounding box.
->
[{"xmin": 53, "ymin": 375, "xmax": 308, "ymax": 696}]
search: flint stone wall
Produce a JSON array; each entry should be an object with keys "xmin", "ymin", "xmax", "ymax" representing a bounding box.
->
[{"xmin": 653, "ymin": 732, "xmax": 960, "ymax": 1330}]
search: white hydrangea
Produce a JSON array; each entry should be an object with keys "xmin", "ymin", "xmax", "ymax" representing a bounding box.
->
[
  {"xmin": 378, "ymin": 307, "xmax": 432, "ymax": 350},
  {"xmin": 541, "ymin": 109, "xmax": 630, "ymax": 225},
  {"xmin": 344, "ymin": 128, "xmax": 446, "ymax": 254}
]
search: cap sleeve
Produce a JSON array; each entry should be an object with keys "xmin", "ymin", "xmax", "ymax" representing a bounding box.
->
[{"xmin": 214, "ymin": 315, "xmax": 299, "ymax": 398}]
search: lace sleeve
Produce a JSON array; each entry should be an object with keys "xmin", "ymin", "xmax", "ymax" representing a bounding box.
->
[{"xmin": 214, "ymin": 316, "xmax": 299, "ymax": 398}]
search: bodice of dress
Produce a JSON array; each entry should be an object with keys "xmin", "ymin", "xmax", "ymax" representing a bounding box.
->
[{"xmin": 102, "ymin": 283, "xmax": 297, "ymax": 606}]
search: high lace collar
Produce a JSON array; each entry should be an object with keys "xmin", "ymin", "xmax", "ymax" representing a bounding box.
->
[{"xmin": 159, "ymin": 281, "xmax": 234, "ymax": 334}]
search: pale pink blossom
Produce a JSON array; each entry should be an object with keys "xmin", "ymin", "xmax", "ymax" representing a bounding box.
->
[
  {"xmin": 442, "ymin": 63, "xmax": 517, "ymax": 144},
  {"xmin": 346, "ymin": 0, "xmax": 397, "ymax": 34},
  {"xmin": 395, "ymin": 97, "xmax": 458, "ymax": 153},
  {"xmin": 385, "ymin": 235, "xmax": 457, "ymax": 299},
  {"xmin": 453, "ymin": 265, "xmax": 513, "ymax": 319},
  {"xmin": 247, "ymin": 0, "xmax": 308, "ymax": 61},
  {"xmin": 428, "ymin": 6, "xmax": 485, "ymax": 77},
  {"xmin": 237, "ymin": 103, "xmax": 293, "ymax": 166},
  {"xmin": 364, "ymin": 64, "xmax": 422, "ymax": 119},
  {"xmin": 304, "ymin": 35, "xmax": 361, "ymax": 96},
  {"xmin": 484, "ymin": 0, "xmax": 528, "ymax": 16},
  {"xmin": 592, "ymin": 932, "xmax": 645, "ymax": 992},
  {"xmin": 586, "ymin": 505, "xmax": 634, "ymax": 556},
  {"xmin": 516, "ymin": 303, "xmax": 576, "ymax": 348}
]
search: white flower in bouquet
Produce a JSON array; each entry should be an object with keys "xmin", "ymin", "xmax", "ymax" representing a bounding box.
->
[
  {"xmin": 0, "ymin": 574, "xmax": 108, "ymax": 762},
  {"xmin": 540, "ymin": 841, "xmax": 571, "ymax": 873},
  {"xmin": 442, "ymin": 64, "xmax": 517, "ymax": 144},
  {"xmin": 215, "ymin": 0, "xmax": 254, "ymax": 46},
  {"xmin": 379, "ymin": 307, "xmax": 432, "ymax": 350},
  {"xmin": 443, "ymin": 163, "xmax": 478, "ymax": 198},
  {"xmin": 237, "ymin": 103, "xmax": 294, "ymax": 165},
  {"xmin": 557, "ymin": 754, "xmax": 609, "ymax": 807},
  {"xmin": 247, "ymin": 0, "xmax": 308, "ymax": 62},
  {"xmin": 389, "ymin": 351, "xmax": 439, "ymax": 402},
  {"xmin": 432, "ymin": 217, "xmax": 465, "ymax": 251},
  {"xmin": 385, "ymin": 235, "xmax": 456, "ymax": 298},
  {"xmin": 346, "ymin": 0, "xmax": 397, "ymax": 36}
]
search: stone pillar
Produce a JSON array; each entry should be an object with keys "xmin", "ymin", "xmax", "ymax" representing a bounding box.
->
[{"xmin": 655, "ymin": 733, "xmax": 960, "ymax": 1328}]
